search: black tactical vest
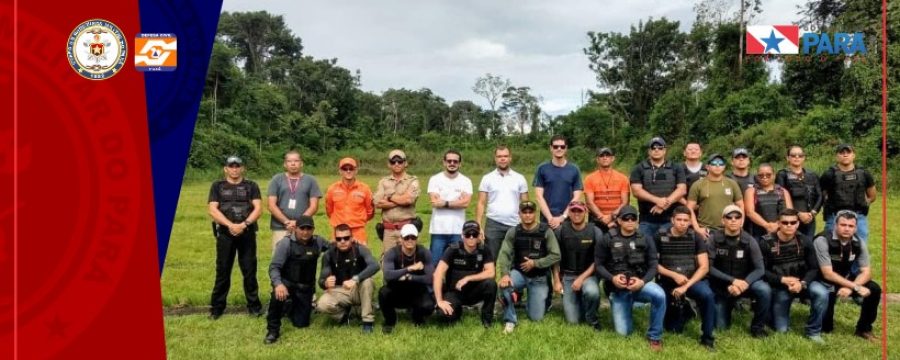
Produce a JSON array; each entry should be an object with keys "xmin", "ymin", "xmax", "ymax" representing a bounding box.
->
[
  {"xmin": 760, "ymin": 234, "xmax": 806, "ymax": 280},
  {"xmin": 755, "ymin": 185, "xmax": 786, "ymax": 222},
  {"xmin": 780, "ymin": 169, "xmax": 815, "ymax": 212},
  {"xmin": 513, "ymin": 223, "xmax": 550, "ymax": 277},
  {"xmin": 606, "ymin": 230, "xmax": 648, "ymax": 278},
  {"xmin": 216, "ymin": 180, "xmax": 254, "ymax": 224},
  {"xmin": 826, "ymin": 166, "xmax": 868, "ymax": 212},
  {"xmin": 558, "ymin": 222, "xmax": 597, "ymax": 274},
  {"xmin": 283, "ymin": 236, "xmax": 325, "ymax": 286},
  {"xmin": 447, "ymin": 243, "xmax": 487, "ymax": 286},
  {"xmin": 711, "ymin": 231, "xmax": 752, "ymax": 279},
  {"xmin": 330, "ymin": 244, "xmax": 366, "ymax": 286},
  {"xmin": 657, "ymin": 228, "xmax": 698, "ymax": 276},
  {"xmin": 822, "ymin": 232, "xmax": 862, "ymax": 278},
  {"xmin": 639, "ymin": 160, "xmax": 678, "ymax": 197}
]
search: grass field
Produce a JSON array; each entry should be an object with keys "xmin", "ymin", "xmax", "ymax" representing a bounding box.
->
[{"xmin": 162, "ymin": 173, "xmax": 897, "ymax": 359}]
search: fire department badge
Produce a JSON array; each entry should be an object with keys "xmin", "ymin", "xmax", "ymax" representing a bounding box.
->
[{"xmin": 67, "ymin": 19, "xmax": 127, "ymax": 80}]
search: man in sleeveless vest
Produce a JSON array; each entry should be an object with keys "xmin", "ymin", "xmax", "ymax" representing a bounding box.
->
[
  {"xmin": 820, "ymin": 144, "xmax": 876, "ymax": 246},
  {"xmin": 811, "ymin": 210, "xmax": 881, "ymax": 342},
  {"xmin": 379, "ymin": 224, "xmax": 435, "ymax": 334},
  {"xmin": 207, "ymin": 155, "xmax": 263, "ymax": 319},
  {"xmin": 707, "ymin": 205, "xmax": 771, "ymax": 338},
  {"xmin": 595, "ymin": 205, "xmax": 666, "ymax": 352},
  {"xmin": 552, "ymin": 201, "xmax": 603, "ymax": 330},
  {"xmin": 759, "ymin": 209, "xmax": 827, "ymax": 343},
  {"xmin": 434, "ymin": 221, "xmax": 498, "ymax": 327},
  {"xmin": 264, "ymin": 216, "xmax": 329, "ymax": 344},
  {"xmin": 316, "ymin": 224, "xmax": 381, "ymax": 333},
  {"xmin": 496, "ymin": 200, "xmax": 561, "ymax": 334},
  {"xmin": 630, "ymin": 137, "xmax": 687, "ymax": 241},
  {"xmin": 655, "ymin": 205, "xmax": 716, "ymax": 350}
]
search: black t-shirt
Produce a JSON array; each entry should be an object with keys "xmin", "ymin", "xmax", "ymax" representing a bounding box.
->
[
  {"xmin": 441, "ymin": 244, "xmax": 495, "ymax": 265},
  {"xmin": 819, "ymin": 166, "xmax": 875, "ymax": 215}
]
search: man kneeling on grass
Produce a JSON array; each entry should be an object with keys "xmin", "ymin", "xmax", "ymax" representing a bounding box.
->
[
  {"xmin": 264, "ymin": 215, "xmax": 329, "ymax": 344},
  {"xmin": 379, "ymin": 224, "xmax": 435, "ymax": 334},
  {"xmin": 595, "ymin": 205, "xmax": 666, "ymax": 352},
  {"xmin": 315, "ymin": 224, "xmax": 380, "ymax": 333},
  {"xmin": 433, "ymin": 221, "xmax": 498, "ymax": 328}
]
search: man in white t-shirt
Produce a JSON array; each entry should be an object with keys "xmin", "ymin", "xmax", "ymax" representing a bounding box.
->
[
  {"xmin": 428, "ymin": 149, "xmax": 473, "ymax": 261},
  {"xmin": 476, "ymin": 145, "xmax": 528, "ymax": 258}
]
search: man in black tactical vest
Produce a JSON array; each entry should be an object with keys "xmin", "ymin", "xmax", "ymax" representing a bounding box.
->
[
  {"xmin": 595, "ymin": 205, "xmax": 666, "ymax": 352},
  {"xmin": 264, "ymin": 215, "xmax": 329, "ymax": 344},
  {"xmin": 820, "ymin": 144, "xmax": 876, "ymax": 247},
  {"xmin": 655, "ymin": 205, "xmax": 716, "ymax": 350},
  {"xmin": 811, "ymin": 210, "xmax": 881, "ymax": 342},
  {"xmin": 496, "ymin": 200, "xmax": 561, "ymax": 334},
  {"xmin": 552, "ymin": 201, "xmax": 603, "ymax": 330},
  {"xmin": 207, "ymin": 155, "xmax": 263, "ymax": 320},
  {"xmin": 434, "ymin": 221, "xmax": 498, "ymax": 327},
  {"xmin": 630, "ymin": 137, "xmax": 688, "ymax": 241},
  {"xmin": 316, "ymin": 224, "xmax": 381, "ymax": 333},
  {"xmin": 760, "ymin": 208, "xmax": 828, "ymax": 343},
  {"xmin": 379, "ymin": 224, "xmax": 435, "ymax": 334},
  {"xmin": 707, "ymin": 205, "xmax": 771, "ymax": 339}
]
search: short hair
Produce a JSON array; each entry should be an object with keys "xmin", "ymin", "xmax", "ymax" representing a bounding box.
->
[
  {"xmin": 284, "ymin": 150, "xmax": 302, "ymax": 160},
  {"xmin": 334, "ymin": 224, "xmax": 352, "ymax": 233},
  {"xmin": 757, "ymin": 163, "xmax": 774, "ymax": 172},
  {"xmin": 786, "ymin": 145, "xmax": 804, "ymax": 157},
  {"xmin": 495, "ymin": 144, "xmax": 511, "ymax": 155},
  {"xmin": 549, "ymin": 135, "xmax": 567, "ymax": 146},
  {"xmin": 778, "ymin": 208, "xmax": 800, "ymax": 219},
  {"xmin": 835, "ymin": 210, "xmax": 858, "ymax": 223},
  {"xmin": 671, "ymin": 205, "xmax": 691, "ymax": 217},
  {"xmin": 444, "ymin": 149, "xmax": 462, "ymax": 161}
]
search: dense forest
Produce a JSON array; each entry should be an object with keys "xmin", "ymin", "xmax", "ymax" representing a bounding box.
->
[{"xmin": 188, "ymin": 0, "xmax": 897, "ymax": 182}]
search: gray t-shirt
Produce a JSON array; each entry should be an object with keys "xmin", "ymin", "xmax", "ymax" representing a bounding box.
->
[
  {"xmin": 267, "ymin": 173, "xmax": 322, "ymax": 230},
  {"xmin": 813, "ymin": 235, "xmax": 869, "ymax": 268}
]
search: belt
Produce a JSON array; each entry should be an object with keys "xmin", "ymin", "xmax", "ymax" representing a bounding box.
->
[{"xmin": 382, "ymin": 219, "xmax": 413, "ymax": 230}]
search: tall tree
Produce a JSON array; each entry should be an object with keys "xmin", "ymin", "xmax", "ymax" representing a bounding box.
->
[
  {"xmin": 217, "ymin": 11, "xmax": 303, "ymax": 78},
  {"xmin": 473, "ymin": 73, "xmax": 511, "ymax": 137}
]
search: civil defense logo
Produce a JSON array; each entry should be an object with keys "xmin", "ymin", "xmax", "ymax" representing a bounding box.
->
[
  {"xmin": 66, "ymin": 19, "xmax": 127, "ymax": 80},
  {"xmin": 746, "ymin": 25, "xmax": 867, "ymax": 55},
  {"xmin": 135, "ymin": 33, "xmax": 177, "ymax": 72}
]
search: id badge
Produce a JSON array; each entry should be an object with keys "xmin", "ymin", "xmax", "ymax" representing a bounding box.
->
[
  {"xmin": 288, "ymin": 199, "xmax": 297, "ymax": 210},
  {"xmin": 736, "ymin": 250, "xmax": 744, "ymax": 259}
]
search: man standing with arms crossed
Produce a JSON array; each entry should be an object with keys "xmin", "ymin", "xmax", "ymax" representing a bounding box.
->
[
  {"xmin": 374, "ymin": 149, "xmax": 420, "ymax": 254},
  {"xmin": 428, "ymin": 149, "xmax": 473, "ymax": 261},
  {"xmin": 268, "ymin": 150, "xmax": 322, "ymax": 251},
  {"xmin": 476, "ymin": 145, "xmax": 528, "ymax": 258}
]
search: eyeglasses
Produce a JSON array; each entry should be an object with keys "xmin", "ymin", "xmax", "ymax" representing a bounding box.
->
[
  {"xmin": 340, "ymin": 167, "xmax": 356, "ymax": 172},
  {"xmin": 650, "ymin": 146, "xmax": 666, "ymax": 151},
  {"xmin": 552, "ymin": 145, "xmax": 567, "ymax": 150},
  {"xmin": 445, "ymin": 159, "xmax": 460, "ymax": 164},
  {"xmin": 464, "ymin": 232, "xmax": 479, "ymax": 238},
  {"xmin": 757, "ymin": 173, "xmax": 773, "ymax": 178},
  {"xmin": 335, "ymin": 236, "xmax": 352, "ymax": 242},
  {"xmin": 780, "ymin": 220, "xmax": 799, "ymax": 225},
  {"xmin": 788, "ymin": 153, "xmax": 805, "ymax": 158},
  {"xmin": 619, "ymin": 216, "xmax": 637, "ymax": 222},
  {"xmin": 724, "ymin": 215, "xmax": 743, "ymax": 220},
  {"xmin": 402, "ymin": 236, "xmax": 418, "ymax": 241}
]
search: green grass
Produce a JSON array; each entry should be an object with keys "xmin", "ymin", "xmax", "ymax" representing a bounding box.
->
[{"xmin": 162, "ymin": 174, "xmax": 897, "ymax": 359}]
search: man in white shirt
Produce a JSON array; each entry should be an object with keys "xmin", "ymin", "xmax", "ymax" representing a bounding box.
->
[
  {"xmin": 428, "ymin": 150, "xmax": 474, "ymax": 261},
  {"xmin": 476, "ymin": 145, "xmax": 529, "ymax": 258}
]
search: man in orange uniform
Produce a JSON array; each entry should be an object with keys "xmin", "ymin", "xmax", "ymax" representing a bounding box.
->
[
  {"xmin": 326, "ymin": 158, "xmax": 375, "ymax": 245},
  {"xmin": 583, "ymin": 147, "xmax": 630, "ymax": 232}
]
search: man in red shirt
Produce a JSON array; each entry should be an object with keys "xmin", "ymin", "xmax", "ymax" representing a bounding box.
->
[{"xmin": 583, "ymin": 147, "xmax": 630, "ymax": 231}]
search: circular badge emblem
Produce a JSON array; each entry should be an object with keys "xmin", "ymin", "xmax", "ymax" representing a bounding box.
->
[{"xmin": 66, "ymin": 19, "xmax": 127, "ymax": 80}]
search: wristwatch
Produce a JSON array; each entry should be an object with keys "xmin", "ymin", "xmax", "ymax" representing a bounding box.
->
[{"xmin": 853, "ymin": 285, "xmax": 862, "ymax": 293}]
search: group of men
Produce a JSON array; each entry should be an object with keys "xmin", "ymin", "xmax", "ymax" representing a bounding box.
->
[{"xmin": 206, "ymin": 135, "xmax": 881, "ymax": 352}]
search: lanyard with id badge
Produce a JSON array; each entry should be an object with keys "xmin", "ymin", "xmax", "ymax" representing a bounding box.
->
[{"xmin": 287, "ymin": 176, "xmax": 301, "ymax": 209}]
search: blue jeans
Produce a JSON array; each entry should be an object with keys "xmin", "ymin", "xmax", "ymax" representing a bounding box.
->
[
  {"xmin": 715, "ymin": 280, "xmax": 772, "ymax": 332},
  {"xmin": 501, "ymin": 270, "xmax": 550, "ymax": 324},
  {"xmin": 561, "ymin": 274, "xmax": 601, "ymax": 325},
  {"xmin": 639, "ymin": 221, "xmax": 671, "ymax": 243},
  {"xmin": 661, "ymin": 279, "xmax": 716, "ymax": 341},
  {"xmin": 608, "ymin": 282, "xmax": 666, "ymax": 341},
  {"xmin": 771, "ymin": 281, "xmax": 828, "ymax": 336},
  {"xmin": 430, "ymin": 234, "xmax": 462, "ymax": 263}
]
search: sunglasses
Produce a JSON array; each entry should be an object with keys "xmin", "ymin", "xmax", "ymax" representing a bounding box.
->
[
  {"xmin": 708, "ymin": 160, "xmax": 726, "ymax": 167},
  {"xmin": 402, "ymin": 236, "xmax": 418, "ymax": 241},
  {"xmin": 298, "ymin": 226, "xmax": 314, "ymax": 230},
  {"xmin": 445, "ymin": 159, "xmax": 460, "ymax": 164},
  {"xmin": 340, "ymin": 167, "xmax": 356, "ymax": 172},
  {"xmin": 227, "ymin": 164, "xmax": 242, "ymax": 168},
  {"xmin": 335, "ymin": 236, "xmax": 352, "ymax": 242},
  {"xmin": 788, "ymin": 153, "xmax": 805, "ymax": 158},
  {"xmin": 780, "ymin": 220, "xmax": 799, "ymax": 225},
  {"xmin": 389, "ymin": 159, "xmax": 405, "ymax": 165},
  {"xmin": 464, "ymin": 232, "xmax": 480, "ymax": 238},
  {"xmin": 619, "ymin": 216, "xmax": 637, "ymax": 222},
  {"xmin": 650, "ymin": 146, "xmax": 666, "ymax": 151},
  {"xmin": 552, "ymin": 145, "xmax": 567, "ymax": 150},
  {"xmin": 520, "ymin": 210, "xmax": 535, "ymax": 214},
  {"xmin": 724, "ymin": 215, "xmax": 743, "ymax": 220},
  {"xmin": 757, "ymin": 173, "xmax": 773, "ymax": 178}
]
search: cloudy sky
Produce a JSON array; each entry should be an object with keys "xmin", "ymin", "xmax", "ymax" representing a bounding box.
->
[{"xmin": 222, "ymin": 0, "xmax": 806, "ymax": 115}]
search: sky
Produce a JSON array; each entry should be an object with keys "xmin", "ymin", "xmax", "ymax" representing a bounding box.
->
[{"xmin": 221, "ymin": 0, "xmax": 807, "ymax": 115}]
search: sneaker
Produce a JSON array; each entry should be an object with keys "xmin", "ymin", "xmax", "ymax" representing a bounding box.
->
[
  {"xmin": 264, "ymin": 331, "xmax": 279, "ymax": 344},
  {"xmin": 362, "ymin": 322, "xmax": 374, "ymax": 334},
  {"xmin": 591, "ymin": 322, "xmax": 602, "ymax": 332},
  {"xmin": 700, "ymin": 337, "xmax": 716, "ymax": 352},
  {"xmin": 751, "ymin": 328, "xmax": 770, "ymax": 338},
  {"xmin": 382, "ymin": 325, "xmax": 394, "ymax": 334},
  {"xmin": 503, "ymin": 322, "xmax": 516, "ymax": 334},
  {"xmin": 854, "ymin": 331, "xmax": 878, "ymax": 342},
  {"xmin": 807, "ymin": 335, "xmax": 826, "ymax": 344},
  {"xmin": 648, "ymin": 339, "xmax": 662, "ymax": 352}
]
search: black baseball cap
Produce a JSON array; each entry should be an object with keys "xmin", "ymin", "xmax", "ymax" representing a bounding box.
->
[
  {"xmin": 835, "ymin": 143, "xmax": 854, "ymax": 153},
  {"xmin": 648, "ymin": 137, "xmax": 666, "ymax": 148},
  {"xmin": 296, "ymin": 215, "xmax": 314, "ymax": 228},
  {"xmin": 706, "ymin": 153, "xmax": 726, "ymax": 164},
  {"xmin": 617, "ymin": 205, "xmax": 638, "ymax": 218},
  {"xmin": 225, "ymin": 155, "xmax": 243, "ymax": 166},
  {"xmin": 462, "ymin": 220, "xmax": 480, "ymax": 234},
  {"xmin": 519, "ymin": 201, "xmax": 537, "ymax": 211},
  {"xmin": 596, "ymin": 147, "xmax": 614, "ymax": 156},
  {"xmin": 732, "ymin": 148, "xmax": 750, "ymax": 158}
]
